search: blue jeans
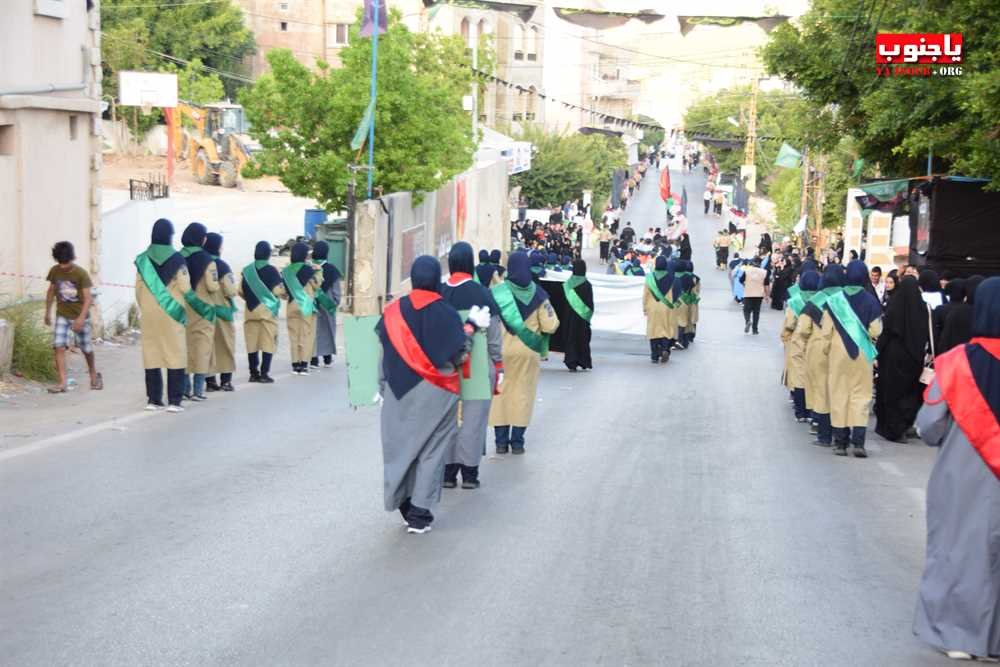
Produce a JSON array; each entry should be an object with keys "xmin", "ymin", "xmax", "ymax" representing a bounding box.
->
[
  {"xmin": 494, "ymin": 425, "xmax": 526, "ymax": 450},
  {"xmin": 184, "ymin": 373, "xmax": 206, "ymax": 397}
]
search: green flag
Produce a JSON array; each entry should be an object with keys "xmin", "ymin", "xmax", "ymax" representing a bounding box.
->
[
  {"xmin": 351, "ymin": 99, "xmax": 375, "ymax": 152},
  {"xmin": 774, "ymin": 142, "xmax": 802, "ymax": 168}
]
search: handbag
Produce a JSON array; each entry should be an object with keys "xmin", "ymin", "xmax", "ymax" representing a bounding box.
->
[{"xmin": 919, "ymin": 304, "xmax": 936, "ymax": 385}]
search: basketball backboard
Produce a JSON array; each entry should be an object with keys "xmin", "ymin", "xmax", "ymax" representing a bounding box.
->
[{"xmin": 118, "ymin": 71, "xmax": 178, "ymax": 108}]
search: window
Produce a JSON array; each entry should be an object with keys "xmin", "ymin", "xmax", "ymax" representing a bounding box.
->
[
  {"xmin": 513, "ymin": 23, "xmax": 524, "ymax": 61},
  {"xmin": 327, "ymin": 23, "xmax": 349, "ymax": 46},
  {"xmin": 280, "ymin": 21, "xmax": 288, "ymax": 31},
  {"xmin": 512, "ymin": 112, "xmax": 523, "ymax": 121},
  {"xmin": 68, "ymin": 115, "xmax": 78, "ymax": 141},
  {"xmin": 0, "ymin": 125, "xmax": 14, "ymax": 155},
  {"xmin": 514, "ymin": 51, "xmax": 524, "ymax": 61},
  {"xmin": 279, "ymin": 1, "xmax": 289, "ymax": 9},
  {"xmin": 525, "ymin": 112, "xmax": 536, "ymax": 121},
  {"xmin": 460, "ymin": 18, "xmax": 470, "ymax": 46}
]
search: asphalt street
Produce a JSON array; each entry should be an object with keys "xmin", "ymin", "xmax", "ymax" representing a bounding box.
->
[{"xmin": 0, "ymin": 168, "xmax": 948, "ymax": 666}]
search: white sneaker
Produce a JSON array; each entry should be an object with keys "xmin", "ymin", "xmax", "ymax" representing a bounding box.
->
[
  {"xmin": 945, "ymin": 651, "xmax": 973, "ymax": 660},
  {"xmin": 145, "ymin": 403, "xmax": 164, "ymax": 412},
  {"xmin": 166, "ymin": 405, "xmax": 184, "ymax": 414},
  {"xmin": 406, "ymin": 525, "xmax": 432, "ymax": 534}
]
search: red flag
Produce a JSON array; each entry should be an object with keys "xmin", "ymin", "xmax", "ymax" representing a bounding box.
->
[{"xmin": 659, "ymin": 169, "xmax": 671, "ymax": 201}]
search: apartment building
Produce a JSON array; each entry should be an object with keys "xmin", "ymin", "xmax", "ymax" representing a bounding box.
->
[{"xmin": 1, "ymin": 0, "xmax": 103, "ymax": 300}]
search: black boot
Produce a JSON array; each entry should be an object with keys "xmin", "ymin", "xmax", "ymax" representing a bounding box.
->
[
  {"xmin": 220, "ymin": 372, "xmax": 234, "ymax": 392},
  {"xmin": 460, "ymin": 465, "xmax": 480, "ymax": 489},
  {"xmin": 248, "ymin": 352, "xmax": 260, "ymax": 382},
  {"xmin": 205, "ymin": 376, "xmax": 221, "ymax": 392}
]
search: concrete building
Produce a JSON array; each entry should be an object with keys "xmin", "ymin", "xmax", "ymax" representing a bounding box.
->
[{"xmin": 1, "ymin": 0, "xmax": 103, "ymax": 301}]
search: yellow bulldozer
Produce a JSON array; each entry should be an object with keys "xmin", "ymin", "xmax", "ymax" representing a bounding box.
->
[{"xmin": 172, "ymin": 101, "xmax": 261, "ymax": 188}]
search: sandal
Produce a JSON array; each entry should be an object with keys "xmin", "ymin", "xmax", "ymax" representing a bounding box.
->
[
  {"xmin": 47, "ymin": 386, "xmax": 67, "ymax": 394},
  {"xmin": 91, "ymin": 373, "xmax": 104, "ymax": 390}
]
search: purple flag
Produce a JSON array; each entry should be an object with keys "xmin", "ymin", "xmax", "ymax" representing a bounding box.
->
[{"xmin": 360, "ymin": 0, "xmax": 387, "ymax": 37}]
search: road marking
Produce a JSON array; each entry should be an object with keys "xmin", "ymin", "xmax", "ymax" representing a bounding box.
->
[
  {"xmin": 877, "ymin": 460, "xmax": 904, "ymax": 477},
  {"xmin": 0, "ymin": 370, "xmax": 296, "ymax": 464}
]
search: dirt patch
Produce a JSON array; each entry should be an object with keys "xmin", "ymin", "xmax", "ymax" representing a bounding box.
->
[{"xmin": 100, "ymin": 153, "xmax": 291, "ymax": 196}]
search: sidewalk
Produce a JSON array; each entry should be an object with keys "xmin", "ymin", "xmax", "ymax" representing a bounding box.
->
[{"xmin": 0, "ymin": 312, "xmax": 341, "ymax": 453}]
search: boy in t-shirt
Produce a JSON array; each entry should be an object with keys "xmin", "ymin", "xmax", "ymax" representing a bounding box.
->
[{"xmin": 44, "ymin": 241, "xmax": 102, "ymax": 393}]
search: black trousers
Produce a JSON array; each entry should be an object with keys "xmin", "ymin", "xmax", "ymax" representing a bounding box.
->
[
  {"xmin": 704, "ymin": 200, "xmax": 711, "ymax": 214},
  {"xmin": 743, "ymin": 297, "xmax": 763, "ymax": 332},
  {"xmin": 145, "ymin": 368, "xmax": 184, "ymax": 406},
  {"xmin": 649, "ymin": 337, "xmax": 670, "ymax": 360}
]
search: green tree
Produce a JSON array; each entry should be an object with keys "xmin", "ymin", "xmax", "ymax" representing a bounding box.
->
[
  {"xmin": 510, "ymin": 126, "xmax": 626, "ymax": 217},
  {"xmin": 635, "ymin": 115, "xmax": 664, "ymax": 149},
  {"xmin": 761, "ymin": 0, "xmax": 1000, "ymax": 183},
  {"xmin": 239, "ymin": 17, "xmax": 477, "ymax": 212},
  {"xmin": 101, "ymin": 0, "xmax": 255, "ymax": 100}
]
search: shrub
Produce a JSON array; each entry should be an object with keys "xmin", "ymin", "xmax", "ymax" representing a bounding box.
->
[{"xmin": 1, "ymin": 302, "xmax": 56, "ymax": 382}]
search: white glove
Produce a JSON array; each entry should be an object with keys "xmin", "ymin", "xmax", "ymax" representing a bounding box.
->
[
  {"xmin": 372, "ymin": 392, "xmax": 383, "ymax": 407},
  {"xmin": 467, "ymin": 304, "xmax": 491, "ymax": 330},
  {"xmin": 496, "ymin": 371, "xmax": 504, "ymax": 388}
]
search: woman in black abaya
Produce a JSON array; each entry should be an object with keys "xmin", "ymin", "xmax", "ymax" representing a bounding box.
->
[
  {"xmin": 561, "ymin": 259, "xmax": 594, "ymax": 372},
  {"xmin": 874, "ymin": 276, "xmax": 929, "ymax": 442}
]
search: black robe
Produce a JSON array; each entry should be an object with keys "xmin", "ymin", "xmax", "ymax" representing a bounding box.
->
[
  {"xmin": 561, "ymin": 280, "xmax": 594, "ymax": 371},
  {"xmin": 874, "ymin": 279, "xmax": 928, "ymax": 441}
]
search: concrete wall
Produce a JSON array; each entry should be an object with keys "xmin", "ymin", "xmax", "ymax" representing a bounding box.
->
[
  {"xmin": 0, "ymin": 0, "xmax": 102, "ymax": 302},
  {"xmin": 98, "ymin": 198, "xmax": 176, "ymax": 326},
  {"xmin": 351, "ymin": 160, "xmax": 510, "ymax": 313}
]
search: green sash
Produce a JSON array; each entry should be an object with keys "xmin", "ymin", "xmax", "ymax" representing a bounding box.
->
[
  {"xmin": 457, "ymin": 309, "xmax": 492, "ymax": 400},
  {"xmin": 492, "ymin": 282, "xmax": 549, "ymax": 356},
  {"xmin": 644, "ymin": 273, "xmax": 676, "ymax": 309},
  {"xmin": 215, "ymin": 297, "xmax": 237, "ymax": 321},
  {"xmin": 241, "ymin": 262, "xmax": 280, "ymax": 317},
  {"xmin": 184, "ymin": 290, "xmax": 217, "ymax": 322},
  {"xmin": 826, "ymin": 290, "xmax": 878, "ymax": 362},
  {"xmin": 135, "ymin": 251, "xmax": 188, "ymax": 326},
  {"xmin": 312, "ymin": 261, "xmax": 339, "ymax": 314},
  {"xmin": 563, "ymin": 278, "xmax": 593, "ymax": 322},
  {"xmin": 787, "ymin": 291, "xmax": 807, "ymax": 316},
  {"xmin": 807, "ymin": 287, "xmax": 838, "ymax": 311},
  {"xmin": 282, "ymin": 263, "xmax": 316, "ymax": 317},
  {"xmin": 787, "ymin": 284, "xmax": 801, "ymax": 302}
]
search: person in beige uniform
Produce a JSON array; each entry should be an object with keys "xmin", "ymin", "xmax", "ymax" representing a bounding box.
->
[
  {"xmin": 488, "ymin": 251, "xmax": 559, "ymax": 454},
  {"xmin": 240, "ymin": 241, "xmax": 285, "ymax": 384},
  {"xmin": 643, "ymin": 256, "xmax": 677, "ymax": 363},
  {"xmin": 179, "ymin": 222, "xmax": 219, "ymax": 401},
  {"xmin": 135, "ymin": 219, "xmax": 191, "ymax": 412},
  {"xmin": 203, "ymin": 232, "xmax": 238, "ymax": 392},
  {"xmin": 282, "ymin": 242, "xmax": 322, "ymax": 375},
  {"xmin": 798, "ymin": 264, "xmax": 846, "ymax": 446},
  {"xmin": 782, "ymin": 270, "xmax": 820, "ymax": 422},
  {"xmin": 817, "ymin": 260, "xmax": 883, "ymax": 457},
  {"xmin": 739, "ymin": 257, "xmax": 768, "ymax": 334}
]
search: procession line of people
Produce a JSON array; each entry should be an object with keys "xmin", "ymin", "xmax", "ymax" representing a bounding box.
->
[
  {"xmin": 377, "ymin": 246, "xmax": 565, "ymax": 533},
  {"xmin": 643, "ymin": 252, "xmax": 700, "ymax": 364},
  {"xmin": 134, "ymin": 219, "xmax": 342, "ymax": 412}
]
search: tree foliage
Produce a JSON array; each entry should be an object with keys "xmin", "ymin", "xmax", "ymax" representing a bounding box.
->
[
  {"xmin": 510, "ymin": 126, "xmax": 626, "ymax": 217},
  {"xmin": 240, "ymin": 16, "xmax": 477, "ymax": 212},
  {"xmin": 761, "ymin": 0, "xmax": 1000, "ymax": 183},
  {"xmin": 101, "ymin": 0, "xmax": 255, "ymax": 100},
  {"xmin": 635, "ymin": 114, "xmax": 664, "ymax": 150}
]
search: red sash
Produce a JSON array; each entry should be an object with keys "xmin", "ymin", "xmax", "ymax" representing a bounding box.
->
[
  {"xmin": 924, "ymin": 338, "xmax": 1000, "ymax": 478},
  {"xmin": 383, "ymin": 298, "xmax": 461, "ymax": 395}
]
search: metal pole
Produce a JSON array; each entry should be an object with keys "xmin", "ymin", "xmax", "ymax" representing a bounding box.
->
[
  {"xmin": 927, "ymin": 144, "xmax": 933, "ymax": 177},
  {"xmin": 346, "ymin": 168, "xmax": 357, "ymax": 311},
  {"xmin": 366, "ymin": 0, "xmax": 380, "ymax": 198}
]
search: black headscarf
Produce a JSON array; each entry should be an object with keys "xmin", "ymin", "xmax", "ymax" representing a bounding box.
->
[
  {"xmin": 242, "ymin": 241, "xmax": 282, "ymax": 312},
  {"xmin": 442, "ymin": 242, "xmax": 497, "ymax": 312},
  {"xmin": 450, "ymin": 242, "xmax": 477, "ymax": 276},
  {"xmin": 288, "ymin": 242, "xmax": 317, "ymax": 287},
  {"xmin": 572, "ymin": 259, "xmax": 586, "ymax": 276},
  {"xmin": 148, "ymin": 218, "xmax": 186, "ymax": 284},
  {"xmin": 918, "ymin": 269, "xmax": 941, "ymax": 294},
  {"xmin": 377, "ymin": 255, "xmax": 466, "ymax": 400},
  {"xmin": 679, "ymin": 233, "xmax": 692, "ymax": 261},
  {"xmin": 966, "ymin": 277, "xmax": 1000, "ymax": 422},
  {"xmin": 804, "ymin": 264, "xmax": 845, "ymax": 325},
  {"xmin": 203, "ymin": 232, "xmax": 231, "ymax": 279},
  {"xmin": 652, "ymin": 255, "xmax": 673, "ymax": 295},
  {"xmin": 311, "ymin": 241, "xmax": 341, "ymax": 290},
  {"xmin": 181, "ymin": 223, "xmax": 212, "ymax": 289},
  {"xmin": 938, "ymin": 276, "xmax": 980, "ymax": 353},
  {"xmin": 943, "ymin": 278, "xmax": 965, "ymax": 304},
  {"xmin": 505, "ymin": 250, "xmax": 548, "ymax": 320},
  {"xmin": 879, "ymin": 275, "xmax": 928, "ymax": 363},
  {"xmin": 490, "ymin": 249, "xmax": 502, "ymax": 264},
  {"xmin": 474, "ymin": 246, "xmax": 498, "ymax": 284}
]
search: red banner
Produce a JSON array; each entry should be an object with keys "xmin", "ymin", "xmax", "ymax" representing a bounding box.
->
[{"xmin": 659, "ymin": 168, "xmax": 671, "ymax": 202}]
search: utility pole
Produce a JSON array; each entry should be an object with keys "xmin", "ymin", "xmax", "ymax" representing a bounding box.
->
[
  {"xmin": 813, "ymin": 153, "xmax": 826, "ymax": 254},
  {"xmin": 744, "ymin": 76, "xmax": 758, "ymax": 166}
]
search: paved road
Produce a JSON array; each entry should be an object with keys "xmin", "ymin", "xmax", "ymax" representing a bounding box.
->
[{"xmin": 0, "ymin": 168, "xmax": 947, "ymax": 665}]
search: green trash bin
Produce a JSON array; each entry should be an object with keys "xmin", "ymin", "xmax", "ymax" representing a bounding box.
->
[{"xmin": 315, "ymin": 219, "xmax": 348, "ymax": 275}]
